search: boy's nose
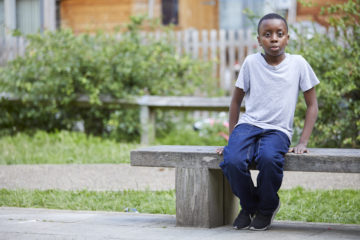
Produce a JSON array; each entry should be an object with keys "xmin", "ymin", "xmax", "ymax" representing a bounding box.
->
[{"xmin": 270, "ymin": 34, "xmax": 278, "ymax": 42}]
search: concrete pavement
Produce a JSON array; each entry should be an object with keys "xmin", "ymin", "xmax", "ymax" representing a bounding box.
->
[
  {"xmin": 1, "ymin": 164, "xmax": 359, "ymax": 239},
  {"xmin": 1, "ymin": 207, "xmax": 360, "ymax": 240},
  {"xmin": 1, "ymin": 164, "xmax": 360, "ymax": 191}
]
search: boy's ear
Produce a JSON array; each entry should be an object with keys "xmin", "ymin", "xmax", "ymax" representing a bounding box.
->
[{"xmin": 257, "ymin": 35, "xmax": 262, "ymax": 46}]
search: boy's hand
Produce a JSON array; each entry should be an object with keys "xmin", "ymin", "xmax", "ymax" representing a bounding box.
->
[
  {"xmin": 216, "ymin": 147, "xmax": 224, "ymax": 155},
  {"xmin": 288, "ymin": 143, "xmax": 309, "ymax": 154}
]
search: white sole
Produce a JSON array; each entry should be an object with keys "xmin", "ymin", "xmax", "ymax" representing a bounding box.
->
[{"xmin": 249, "ymin": 201, "xmax": 281, "ymax": 231}]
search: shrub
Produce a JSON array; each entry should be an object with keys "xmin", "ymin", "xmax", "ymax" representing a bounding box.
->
[
  {"xmin": 0, "ymin": 16, "xmax": 215, "ymax": 139},
  {"xmin": 289, "ymin": 0, "xmax": 360, "ymax": 148}
]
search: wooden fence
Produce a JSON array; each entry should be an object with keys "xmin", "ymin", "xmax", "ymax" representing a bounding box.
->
[{"xmin": 0, "ymin": 29, "xmax": 260, "ymax": 91}]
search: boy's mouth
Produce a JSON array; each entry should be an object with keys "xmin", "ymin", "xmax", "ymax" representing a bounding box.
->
[{"xmin": 270, "ymin": 46, "xmax": 280, "ymax": 51}]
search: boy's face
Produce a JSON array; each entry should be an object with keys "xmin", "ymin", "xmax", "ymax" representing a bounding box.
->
[{"xmin": 257, "ymin": 19, "xmax": 289, "ymax": 58}]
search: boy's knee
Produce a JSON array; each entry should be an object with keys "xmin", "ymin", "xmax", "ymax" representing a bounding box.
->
[
  {"xmin": 257, "ymin": 151, "xmax": 284, "ymax": 169},
  {"xmin": 222, "ymin": 153, "xmax": 249, "ymax": 173}
]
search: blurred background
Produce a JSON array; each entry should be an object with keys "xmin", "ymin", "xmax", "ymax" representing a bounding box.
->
[{"xmin": 0, "ymin": 0, "xmax": 358, "ymax": 148}]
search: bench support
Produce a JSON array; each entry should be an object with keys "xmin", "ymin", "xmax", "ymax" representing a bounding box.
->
[
  {"xmin": 175, "ymin": 168, "xmax": 239, "ymax": 228},
  {"xmin": 140, "ymin": 106, "xmax": 155, "ymax": 145}
]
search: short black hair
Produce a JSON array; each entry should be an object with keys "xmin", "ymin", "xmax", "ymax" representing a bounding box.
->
[{"xmin": 257, "ymin": 13, "xmax": 288, "ymax": 34}]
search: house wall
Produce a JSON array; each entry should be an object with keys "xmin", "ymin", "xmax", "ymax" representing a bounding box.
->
[
  {"xmin": 59, "ymin": 0, "xmax": 343, "ymax": 33},
  {"xmin": 60, "ymin": 0, "xmax": 218, "ymax": 32},
  {"xmin": 179, "ymin": 0, "xmax": 218, "ymax": 30},
  {"xmin": 60, "ymin": 0, "xmax": 133, "ymax": 33},
  {"xmin": 296, "ymin": 0, "xmax": 344, "ymax": 27}
]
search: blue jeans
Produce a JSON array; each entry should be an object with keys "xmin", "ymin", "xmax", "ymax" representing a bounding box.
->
[{"xmin": 220, "ymin": 123, "xmax": 290, "ymax": 216}]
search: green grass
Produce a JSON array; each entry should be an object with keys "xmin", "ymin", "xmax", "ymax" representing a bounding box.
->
[
  {"xmin": 156, "ymin": 128, "xmax": 227, "ymax": 146},
  {"xmin": 0, "ymin": 189, "xmax": 176, "ymax": 215},
  {"xmin": 1, "ymin": 187, "xmax": 359, "ymax": 224},
  {"xmin": 0, "ymin": 131, "xmax": 138, "ymax": 164},
  {"xmin": 277, "ymin": 187, "xmax": 360, "ymax": 224}
]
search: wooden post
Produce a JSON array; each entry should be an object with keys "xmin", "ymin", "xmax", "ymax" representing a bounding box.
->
[
  {"xmin": 140, "ymin": 106, "xmax": 155, "ymax": 145},
  {"xmin": 210, "ymin": 30, "xmax": 217, "ymax": 80},
  {"xmin": 219, "ymin": 29, "xmax": 226, "ymax": 89}
]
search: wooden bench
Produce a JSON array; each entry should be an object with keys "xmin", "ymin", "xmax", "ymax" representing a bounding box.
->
[
  {"xmin": 1, "ymin": 93, "xmax": 234, "ymax": 145},
  {"xmin": 130, "ymin": 145, "xmax": 360, "ymax": 228}
]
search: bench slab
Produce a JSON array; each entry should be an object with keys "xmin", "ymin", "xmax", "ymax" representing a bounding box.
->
[{"xmin": 131, "ymin": 145, "xmax": 360, "ymax": 173}]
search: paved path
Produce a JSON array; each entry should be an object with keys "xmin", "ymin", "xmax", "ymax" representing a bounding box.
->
[
  {"xmin": 0, "ymin": 164, "xmax": 359, "ymax": 191},
  {"xmin": 1, "ymin": 165, "xmax": 359, "ymax": 239},
  {"xmin": 1, "ymin": 207, "xmax": 359, "ymax": 240}
]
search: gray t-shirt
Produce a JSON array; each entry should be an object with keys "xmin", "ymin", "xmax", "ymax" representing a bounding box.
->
[{"xmin": 235, "ymin": 52, "xmax": 320, "ymax": 141}]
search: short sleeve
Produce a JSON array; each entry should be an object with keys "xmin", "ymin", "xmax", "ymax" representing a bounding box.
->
[
  {"xmin": 299, "ymin": 56, "xmax": 320, "ymax": 92},
  {"xmin": 235, "ymin": 58, "xmax": 250, "ymax": 92}
]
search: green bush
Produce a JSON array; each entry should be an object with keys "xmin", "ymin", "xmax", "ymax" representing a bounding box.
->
[
  {"xmin": 289, "ymin": 0, "xmax": 360, "ymax": 148},
  {"xmin": 0, "ymin": 16, "xmax": 215, "ymax": 140}
]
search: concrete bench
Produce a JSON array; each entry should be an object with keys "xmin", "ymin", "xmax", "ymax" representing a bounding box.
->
[{"xmin": 130, "ymin": 145, "xmax": 360, "ymax": 228}]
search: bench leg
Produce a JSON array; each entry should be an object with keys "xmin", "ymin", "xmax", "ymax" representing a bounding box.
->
[
  {"xmin": 223, "ymin": 176, "xmax": 239, "ymax": 225},
  {"xmin": 175, "ymin": 168, "xmax": 224, "ymax": 228}
]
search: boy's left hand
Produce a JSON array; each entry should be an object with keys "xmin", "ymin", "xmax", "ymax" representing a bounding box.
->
[{"xmin": 288, "ymin": 143, "xmax": 309, "ymax": 154}]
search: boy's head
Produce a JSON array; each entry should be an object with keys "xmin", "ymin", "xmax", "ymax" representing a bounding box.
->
[
  {"xmin": 257, "ymin": 13, "xmax": 288, "ymax": 35},
  {"xmin": 257, "ymin": 13, "xmax": 289, "ymax": 59}
]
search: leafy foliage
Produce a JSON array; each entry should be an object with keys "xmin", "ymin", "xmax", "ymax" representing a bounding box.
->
[
  {"xmin": 289, "ymin": 0, "xmax": 360, "ymax": 148},
  {"xmin": 0, "ymin": 16, "xmax": 215, "ymax": 139}
]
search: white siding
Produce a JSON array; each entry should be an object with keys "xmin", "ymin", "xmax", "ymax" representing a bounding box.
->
[{"xmin": 0, "ymin": 0, "xmax": 4, "ymax": 37}]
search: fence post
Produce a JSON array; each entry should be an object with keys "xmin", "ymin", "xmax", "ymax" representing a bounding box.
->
[
  {"xmin": 140, "ymin": 105, "xmax": 155, "ymax": 145},
  {"xmin": 219, "ymin": 29, "xmax": 226, "ymax": 89},
  {"xmin": 210, "ymin": 30, "xmax": 217, "ymax": 80}
]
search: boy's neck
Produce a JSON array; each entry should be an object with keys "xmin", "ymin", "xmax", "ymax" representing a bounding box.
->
[{"xmin": 261, "ymin": 53, "xmax": 286, "ymax": 66}]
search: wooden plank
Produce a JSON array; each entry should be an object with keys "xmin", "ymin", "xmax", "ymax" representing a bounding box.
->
[
  {"xmin": 184, "ymin": 30, "xmax": 190, "ymax": 54},
  {"xmin": 246, "ymin": 29, "xmax": 254, "ymax": 55},
  {"xmin": 219, "ymin": 29, "xmax": 226, "ymax": 89},
  {"xmin": 228, "ymin": 30, "xmax": 235, "ymax": 89},
  {"xmin": 201, "ymin": 30, "xmax": 208, "ymax": 61},
  {"xmin": 0, "ymin": 93, "xmax": 233, "ymax": 110},
  {"xmin": 236, "ymin": 29, "xmax": 245, "ymax": 64},
  {"xmin": 131, "ymin": 146, "xmax": 360, "ymax": 173},
  {"xmin": 191, "ymin": 30, "xmax": 199, "ymax": 59},
  {"xmin": 135, "ymin": 96, "xmax": 232, "ymax": 110},
  {"xmin": 210, "ymin": 30, "xmax": 218, "ymax": 79},
  {"xmin": 176, "ymin": 31, "xmax": 182, "ymax": 56}
]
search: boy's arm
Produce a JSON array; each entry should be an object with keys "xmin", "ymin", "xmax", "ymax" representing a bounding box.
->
[
  {"xmin": 289, "ymin": 87, "xmax": 318, "ymax": 154},
  {"xmin": 228, "ymin": 87, "xmax": 245, "ymax": 135},
  {"xmin": 217, "ymin": 87, "xmax": 245, "ymax": 155}
]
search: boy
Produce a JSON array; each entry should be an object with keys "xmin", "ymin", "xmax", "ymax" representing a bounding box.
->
[{"xmin": 217, "ymin": 13, "xmax": 319, "ymax": 231}]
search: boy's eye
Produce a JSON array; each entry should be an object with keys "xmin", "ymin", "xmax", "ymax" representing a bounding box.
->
[
  {"xmin": 278, "ymin": 32, "xmax": 283, "ymax": 37},
  {"xmin": 265, "ymin": 32, "xmax": 271, "ymax": 37}
]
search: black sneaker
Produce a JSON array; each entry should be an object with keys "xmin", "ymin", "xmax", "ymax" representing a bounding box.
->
[
  {"xmin": 233, "ymin": 210, "xmax": 255, "ymax": 230},
  {"xmin": 249, "ymin": 201, "xmax": 281, "ymax": 231}
]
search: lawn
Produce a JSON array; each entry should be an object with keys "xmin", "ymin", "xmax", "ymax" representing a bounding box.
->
[
  {"xmin": 0, "ymin": 187, "xmax": 359, "ymax": 224},
  {"xmin": 0, "ymin": 131, "xmax": 138, "ymax": 164}
]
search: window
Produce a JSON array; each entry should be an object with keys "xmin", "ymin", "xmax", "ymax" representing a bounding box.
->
[
  {"xmin": 16, "ymin": 0, "xmax": 42, "ymax": 34},
  {"xmin": 219, "ymin": 0, "xmax": 265, "ymax": 30},
  {"xmin": 0, "ymin": 0, "xmax": 4, "ymax": 37},
  {"xmin": 162, "ymin": 0, "xmax": 178, "ymax": 25}
]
